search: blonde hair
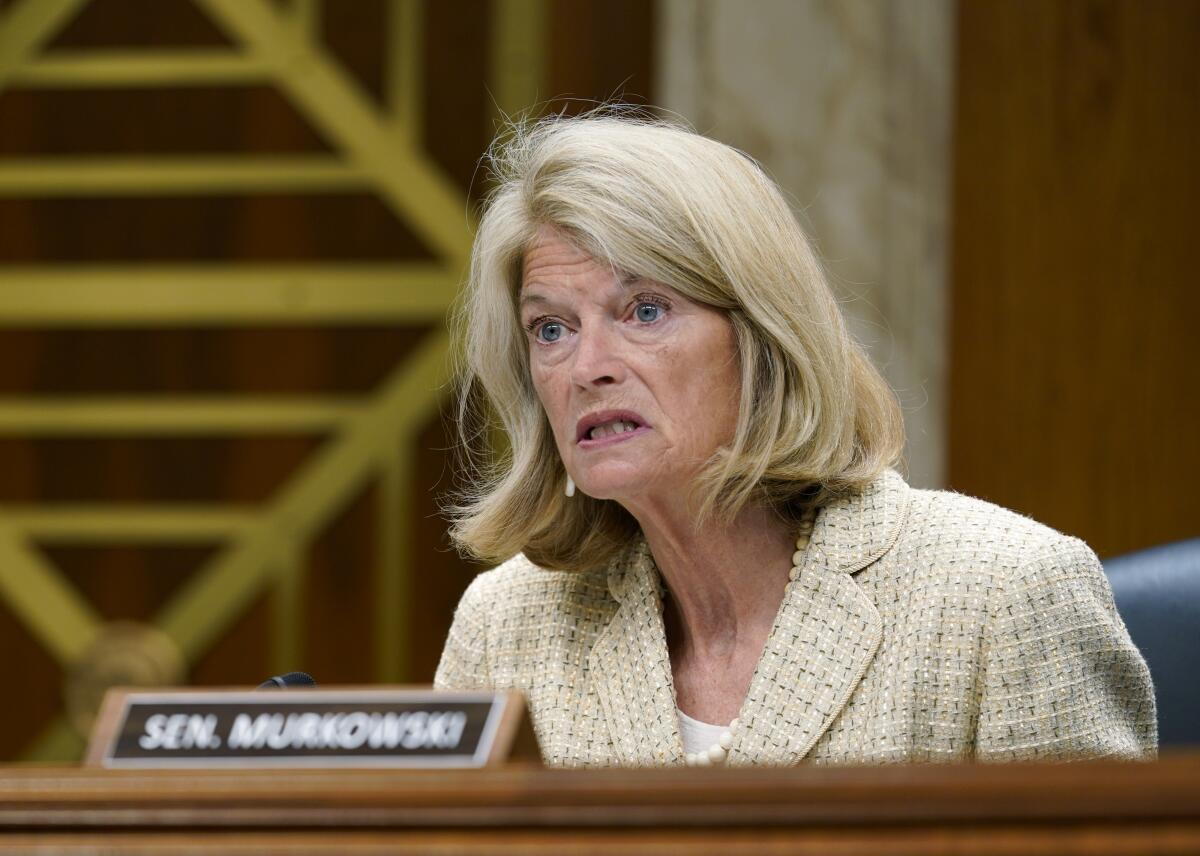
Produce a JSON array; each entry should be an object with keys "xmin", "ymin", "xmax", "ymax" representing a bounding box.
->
[{"xmin": 450, "ymin": 110, "xmax": 904, "ymax": 572}]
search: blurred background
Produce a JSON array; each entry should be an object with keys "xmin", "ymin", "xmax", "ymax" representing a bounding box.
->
[{"xmin": 0, "ymin": 0, "xmax": 1194, "ymax": 762}]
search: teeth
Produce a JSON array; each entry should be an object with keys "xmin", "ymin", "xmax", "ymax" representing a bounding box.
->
[{"xmin": 588, "ymin": 420, "xmax": 638, "ymax": 440}]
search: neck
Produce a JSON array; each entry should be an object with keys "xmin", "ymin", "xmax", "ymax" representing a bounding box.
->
[{"xmin": 629, "ymin": 497, "xmax": 796, "ymax": 662}]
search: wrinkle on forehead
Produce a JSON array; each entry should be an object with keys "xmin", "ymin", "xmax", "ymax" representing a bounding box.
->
[{"xmin": 519, "ymin": 226, "xmax": 631, "ymax": 295}]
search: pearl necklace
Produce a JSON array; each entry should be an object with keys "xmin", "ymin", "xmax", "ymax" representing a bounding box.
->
[{"xmin": 681, "ymin": 510, "xmax": 817, "ymax": 767}]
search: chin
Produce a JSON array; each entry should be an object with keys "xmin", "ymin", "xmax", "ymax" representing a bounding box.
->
[
  {"xmin": 572, "ymin": 472, "xmax": 646, "ymax": 503},
  {"xmin": 576, "ymin": 477, "xmax": 672, "ymax": 510},
  {"xmin": 573, "ymin": 482, "xmax": 627, "ymax": 502},
  {"xmin": 573, "ymin": 455, "xmax": 686, "ymax": 502}
]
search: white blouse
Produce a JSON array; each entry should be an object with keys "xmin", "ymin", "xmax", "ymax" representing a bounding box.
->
[{"xmin": 677, "ymin": 708, "xmax": 728, "ymax": 756}]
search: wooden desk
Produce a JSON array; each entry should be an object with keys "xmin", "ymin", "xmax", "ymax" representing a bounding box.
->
[{"xmin": 1, "ymin": 755, "xmax": 1198, "ymax": 854}]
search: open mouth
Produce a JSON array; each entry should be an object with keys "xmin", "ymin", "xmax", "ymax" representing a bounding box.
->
[
  {"xmin": 585, "ymin": 419, "xmax": 640, "ymax": 440},
  {"xmin": 576, "ymin": 411, "xmax": 649, "ymax": 444}
]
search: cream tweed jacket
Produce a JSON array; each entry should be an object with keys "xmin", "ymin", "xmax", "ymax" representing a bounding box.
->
[{"xmin": 435, "ymin": 470, "xmax": 1157, "ymax": 767}]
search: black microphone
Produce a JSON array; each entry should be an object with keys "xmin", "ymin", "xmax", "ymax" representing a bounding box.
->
[{"xmin": 257, "ymin": 671, "xmax": 317, "ymax": 689}]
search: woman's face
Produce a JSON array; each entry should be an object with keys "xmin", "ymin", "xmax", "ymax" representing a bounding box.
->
[{"xmin": 519, "ymin": 226, "xmax": 741, "ymax": 513}]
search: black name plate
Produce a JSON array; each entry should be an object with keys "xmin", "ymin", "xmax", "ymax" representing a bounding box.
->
[{"xmin": 87, "ymin": 688, "xmax": 534, "ymax": 769}]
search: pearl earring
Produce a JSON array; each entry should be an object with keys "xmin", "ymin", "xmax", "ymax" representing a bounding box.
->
[{"xmin": 565, "ymin": 475, "xmax": 576, "ymax": 497}]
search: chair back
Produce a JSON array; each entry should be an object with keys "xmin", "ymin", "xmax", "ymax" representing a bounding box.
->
[{"xmin": 1103, "ymin": 538, "xmax": 1200, "ymax": 748}]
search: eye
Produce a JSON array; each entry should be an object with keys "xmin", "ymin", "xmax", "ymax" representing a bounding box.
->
[
  {"xmin": 536, "ymin": 320, "xmax": 565, "ymax": 343},
  {"xmin": 634, "ymin": 302, "xmax": 662, "ymax": 323}
]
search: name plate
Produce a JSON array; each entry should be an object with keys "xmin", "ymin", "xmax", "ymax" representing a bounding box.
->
[{"xmin": 85, "ymin": 688, "xmax": 539, "ymax": 769}]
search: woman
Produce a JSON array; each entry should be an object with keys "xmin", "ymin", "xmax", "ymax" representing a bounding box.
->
[{"xmin": 435, "ymin": 112, "xmax": 1156, "ymax": 767}]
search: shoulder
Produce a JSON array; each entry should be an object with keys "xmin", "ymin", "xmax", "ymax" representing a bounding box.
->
[
  {"xmin": 860, "ymin": 481, "xmax": 1111, "ymax": 624},
  {"xmin": 900, "ymin": 483, "xmax": 1097, "ymax": 580},
  {"xmin": 454, "ymin": 553, "xmax": 613, "ymax": 624},
  {"xmin": 907, "ymin": 490, "xmax": 1118, "ymax": 630},
  {"xmin": 437, "ymin": 553, "xmax": 615, "ymax": 690}
]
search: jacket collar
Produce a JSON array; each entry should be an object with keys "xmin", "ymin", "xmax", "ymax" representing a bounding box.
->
[
  {"xmin": 804, "ymin": 467, "xmax": 909, "ymax": 577},
  {"xmin": 589, "ymin": 468, "xmax": 908, "ymax": 766}
]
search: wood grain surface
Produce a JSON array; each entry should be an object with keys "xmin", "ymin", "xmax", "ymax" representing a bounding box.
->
[
  {"xmin": 0, "ymin": 756, "xmax": 1198, "ymax": 854},
  {"xmin": 949, "ymin": 0, "xmax": 1200, "ymax": 557}
]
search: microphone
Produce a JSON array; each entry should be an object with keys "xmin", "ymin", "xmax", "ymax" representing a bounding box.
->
[{"xmin": 257, "ymin": 671, "xmax": 317, "ymax": 689}]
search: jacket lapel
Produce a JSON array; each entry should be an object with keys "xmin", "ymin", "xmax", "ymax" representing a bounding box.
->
[
  {"xmin": 727, "ymin": 563, "xmax": 883, "ymax": 765},
  {"xmin": 589, "ymin": 469, "xmax": 908, "ymax": 767},
  {"xmin": 588, "ymin": 539, "xmax": 683, "ymax": 766},
  {"xmin": 728, "ymin": 469, "xmax": 907, "ymax": 766}
]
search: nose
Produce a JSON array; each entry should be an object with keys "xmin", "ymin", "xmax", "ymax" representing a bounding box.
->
[{"xmin": 569, "ymin": 323, "xmax": 626, "ymax": 389}]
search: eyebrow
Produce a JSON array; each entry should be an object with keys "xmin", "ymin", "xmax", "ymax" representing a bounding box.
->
[
  {"xmin": 519, "ymin": 270, "xmax": 642, "ymax": 305},
  {"xmin": 517, "ymin": 292, "xmax": 552, "ymax": 310}
]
